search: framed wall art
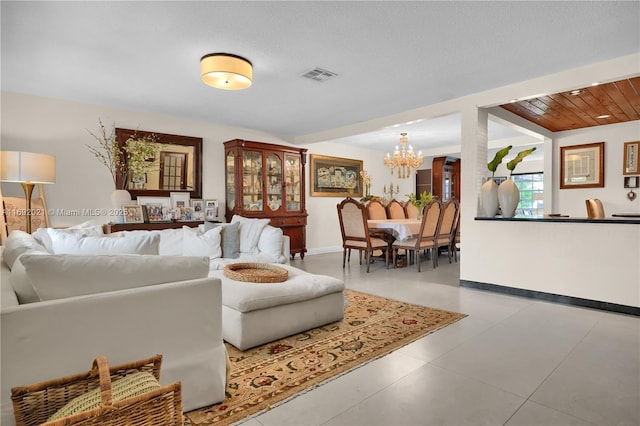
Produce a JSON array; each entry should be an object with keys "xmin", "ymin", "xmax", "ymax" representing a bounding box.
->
[
  {"xmin": 560, "ymin": 142, "xmax": 605, "ymax": 189},
  {"xmin": 623, "ymin": 141, "xmax": 639, "ymax": 175},
  {"xmin": 310, "ymin": 154, "xmax": 363, "ymax": 197}
]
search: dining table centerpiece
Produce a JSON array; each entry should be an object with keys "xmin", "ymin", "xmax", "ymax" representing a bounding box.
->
[
  {"xmin": 406, "ymin": 190, "xmax": 434, "ymax": 219},
  {"xmin": 87, "ymin": 119, "xmax": 160, "ymax": 222}
]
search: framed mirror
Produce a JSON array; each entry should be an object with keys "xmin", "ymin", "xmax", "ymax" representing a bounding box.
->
[{"xmin": 115, "ymin": 128, "xmax": 203, "ymax": 200}]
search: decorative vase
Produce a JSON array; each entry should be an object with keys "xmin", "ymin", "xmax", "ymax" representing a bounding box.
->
[
  {"xmin": 498, "ymin": 178, "xmax": 520, "ymax": 218},
  {"xmin": 480, "ymin": 179, "xmax": 499, "ymax": 217},
  {"xmin": 110, "ymin": 189, "xmax": 132, "ymax": 223}
]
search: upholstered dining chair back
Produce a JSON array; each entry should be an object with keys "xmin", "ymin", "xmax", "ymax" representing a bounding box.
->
[
  {"xmin": 386, "ymin": 199, "xmax": 406, "ymax": 219},
  {"xmin": 337, "ymin": 197, "xmax": 389, "ymax": 272},
  {"xmin": 366, "ymin": 199, "xmax": 387, "ymax": 220},
  {"xmin": 585, "ymin": 198, "xmax": 605, "ymax": 219},
  {"xmin": 436, "ymin": 200, "xmax": 460, "ymax": 265},
  {"xmin": 404, "ymin": 202, "xmax": 420, "ymax": 219},
  {"xmin": 391, "ymin": 199, "xmax": 443, "ymax": 272}
]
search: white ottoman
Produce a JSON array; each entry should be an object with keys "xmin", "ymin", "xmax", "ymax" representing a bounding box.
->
[{"xmin": 209, "ymin": 264, "xmax": 345, "ymax": 350}]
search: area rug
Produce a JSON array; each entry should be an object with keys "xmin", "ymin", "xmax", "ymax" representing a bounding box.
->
[{"xmin": 184, "ymin": 290, "xmax": 466, "ymax": 425}]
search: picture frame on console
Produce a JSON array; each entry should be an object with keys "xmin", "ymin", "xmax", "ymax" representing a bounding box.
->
[
  {"xmin": 190, "ymin": 199, "xmax": 205, "ymax": 220},
  {"xmin": 137, "ymin": 196, "xmax": 171, "ymax": 221},
  {"xmin": 560, "ymin": 142, "xmax": 605, "ymax": 189},
  {"xmin": 310, "ymin": 154, "xmax": 363, "ymax": 197},
  {"xmin": 203, "ymin": 199, "xmax": 219, "ymax": 221},
  {"xmin": 123, "ymin": 205, "xmax": 144, "ymax": 224}
]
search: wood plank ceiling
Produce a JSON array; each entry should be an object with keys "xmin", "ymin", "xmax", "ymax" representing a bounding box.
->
[{"xmin": 500, "ymin": 77, "xmax": 640, "ymax": 132}]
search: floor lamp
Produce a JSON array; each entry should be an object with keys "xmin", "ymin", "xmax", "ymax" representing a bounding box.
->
[{"xmin": 0, "ymin": 151, "xmax": 56, "ymax": 234}]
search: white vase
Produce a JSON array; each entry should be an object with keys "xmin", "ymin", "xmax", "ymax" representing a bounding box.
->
[
  {"xmin": 110, "ymin": 189, "xmax": 132, "ymax": 223},
  {"xmin": 498, "ymin": 178, "xmax": 519, "ymax": 218},
  {"xmin": 480, "ymin": 179, "xmax": 499, "ymax": 217}
]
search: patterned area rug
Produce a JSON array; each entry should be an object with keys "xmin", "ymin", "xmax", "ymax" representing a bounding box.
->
[{"xmin": 185, "ymin": 290, "xmax": 466, "ymax": 425}]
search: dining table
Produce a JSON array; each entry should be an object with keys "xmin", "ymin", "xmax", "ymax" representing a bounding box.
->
[{"xmin": 367, "ymin": 218, "xmax": 422, "ymax": 242}]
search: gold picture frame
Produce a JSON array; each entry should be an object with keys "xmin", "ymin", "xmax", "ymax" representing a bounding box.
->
[
  {"xmin": 310, "ymin": 154, "xmax": 363, "ymax": 197},
  {"xmin": 122, "ymin": 204, "xmax": 145, "ymax": 224},
  {"xmin": 623, "ymin": 141, "xmax": 639, "ymax": 175},
  {"xmin": 560, "ymin": 142, "xmax": 605, "ymax": 189}
]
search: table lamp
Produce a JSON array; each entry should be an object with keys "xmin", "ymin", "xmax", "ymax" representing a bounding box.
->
[{"xmin": 0, "ymin": 151, "xmax": 56, "ymax": 234}]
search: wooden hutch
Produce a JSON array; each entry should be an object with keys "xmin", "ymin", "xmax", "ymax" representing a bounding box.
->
[
  {"xmin": 432, "ymin": 156, "xmax": 461, "ymax": 201},
  {"xmin": 224, "ymin": 139, "xmax": 308, "ymax": 259}
]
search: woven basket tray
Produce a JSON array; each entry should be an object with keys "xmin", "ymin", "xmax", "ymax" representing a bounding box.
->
[{"xmin": 223, "ymin": 263, "xmax": 288, "ymax": 283}]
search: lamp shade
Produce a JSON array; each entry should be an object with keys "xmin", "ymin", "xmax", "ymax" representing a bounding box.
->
[
  {"xmin": 201, "ymin": 53, "xmax": 252, "ymax": 90},
  {"xmin": 0, "ymin": 151, "xmax": 56, "ymax": 184}
]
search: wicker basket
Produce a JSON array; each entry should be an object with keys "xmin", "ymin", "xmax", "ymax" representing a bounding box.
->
[
  {"xmin": 224, "ymin": 262, "xmax": 288, "ymax": 283},
  {"xmin": 11, "ymin": 355, "xmax": 183, "ymax": 426}
]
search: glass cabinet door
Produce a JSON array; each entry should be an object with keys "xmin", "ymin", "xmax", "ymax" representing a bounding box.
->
[
  {"xmin": 265, "ymin": 153, "xmax": 282, "ymax": 211},
  {"xmin": 285, "ymin": 154, "xmax": 301, "ymax": 211},
  {"xmin": 226, "ymin": 151, "xmax": 235, "ymax": 211},
  {"xmin": 243, "ymin": 150, "xmax": 263, "ymax": 211}
]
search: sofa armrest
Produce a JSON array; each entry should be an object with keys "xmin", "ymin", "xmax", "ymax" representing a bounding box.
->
[{"xmin": 1, "ymin": 277, "xmax": 227, "ymax": 426}]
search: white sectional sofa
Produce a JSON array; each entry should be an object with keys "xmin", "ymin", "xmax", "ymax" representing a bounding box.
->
[{"xmin": 1, "ymin": 216, "xmax": 344, "ymax": 425}]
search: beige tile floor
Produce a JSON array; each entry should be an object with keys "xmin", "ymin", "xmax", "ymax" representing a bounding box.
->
[{"xmin": 240, "ymin": 251, "xmax": 639, "ymax": 426}]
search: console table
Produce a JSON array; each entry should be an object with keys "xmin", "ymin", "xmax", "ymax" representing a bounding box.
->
[{"xmin": 103, "ymin": 221, "xmax": 204, "ymax": 233}]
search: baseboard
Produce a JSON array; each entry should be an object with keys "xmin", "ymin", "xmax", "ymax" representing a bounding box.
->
[
  {"xmin": 460, "ymin": 280, "xmax": 640, "ymax": 316},
  {"xmin": 305, "ymin": 246, "xmax": 343, "ymax": 256}
]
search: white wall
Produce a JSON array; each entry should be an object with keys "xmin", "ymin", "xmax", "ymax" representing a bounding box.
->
[{"xmin": 0, "ymin": 92, "xmax": 293, "ymax": 227}]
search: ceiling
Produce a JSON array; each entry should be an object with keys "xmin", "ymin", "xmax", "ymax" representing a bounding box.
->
[
  {"xmin": 2, "ymin": 1, "xmax": 639, "ymax": 155},
  {"xmin": 500, "ymin": 77, "xmax": 640, "ymax": 132}
]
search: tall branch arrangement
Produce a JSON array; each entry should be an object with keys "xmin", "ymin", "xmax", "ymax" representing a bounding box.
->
[{"xmin": 87, "ymin": 119, "xmax": 160, "ymax": 190}]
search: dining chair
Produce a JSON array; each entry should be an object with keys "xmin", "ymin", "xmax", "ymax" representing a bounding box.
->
[
  {"xmin": 585, "ymin": 198, "xmax": 605, "ymax": 219},
  {"xmin": 386, "ymin": 199, "xmax": 406, "ymax": 219},
  {"xmin": 337, "ymin": 197, "xmax": 389, "ymax": 272},
  {"xmin": 404, "ymin": 202, "xmax": 421, "ymax": 219},
  {"xmin": 392, "ymin": 200, "xmax": 443, "ymax": 271},
  {"xmin": 366, "ymin": 199, "xmax": 387, "ymax": 220},
  {"xmin": 435, "ymin": 200, "xmax": 460, "ymax": 265}
]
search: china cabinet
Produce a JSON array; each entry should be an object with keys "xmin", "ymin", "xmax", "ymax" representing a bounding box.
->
[{"xmin": 224, "ymin": 139, "xmax": 308, "ymax": 259}]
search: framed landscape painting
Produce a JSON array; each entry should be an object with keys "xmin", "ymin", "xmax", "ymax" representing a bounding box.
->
[
  {"xmin": 310, "ymin": 154, "xmax": 363, "ymax": 197},
  {"xmin": 560, "ymin": 142, "xmax": 605, "ymax": 189}
]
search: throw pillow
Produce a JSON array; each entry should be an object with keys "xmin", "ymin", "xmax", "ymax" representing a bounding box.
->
[
  {"xmin": 257, "ymin": 225, "xmax": 285, "ymax": 262},
  {"xmin": 48, "ymin": 372, "xmax": 160, "ymax": 421},
  {"xmin": 183, "ymin": 226, "xmax": 222, "ymax": 259},
  {"xmin": 2, "ymin": 230, "xmax": 50, "ymax": 270},
  {"xmin": 34, "ymin": 220, "xmax": 104, "ymax": 252},
  {"xmin": 22, "ymin": 254, "xmax": 210, "ymax": 301},
  {"xmin": 231, "ymin": 215, "xmax": 270, "ymax": 254},
  {"xmin": 204, "ymin": 222, "xmax": 241, "ymax": 259},
  {"xmin": 49, "ymin": 232, "xmax": 160, "ymax": 255}
]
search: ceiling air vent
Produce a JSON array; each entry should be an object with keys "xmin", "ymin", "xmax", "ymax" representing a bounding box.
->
[{"xmin": 300, "ymin": 67, "xmax": 338, "ymax": 82}]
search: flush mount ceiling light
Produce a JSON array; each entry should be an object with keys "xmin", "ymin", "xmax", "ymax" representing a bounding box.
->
[{"xmin": 200, "ymin": 53, "xmax": 252, "ymax": 90}]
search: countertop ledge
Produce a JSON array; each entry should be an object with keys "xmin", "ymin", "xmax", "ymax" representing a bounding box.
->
[{"xmin": 475, "ymin": 216, "xmax": 640, "ymax": 224}]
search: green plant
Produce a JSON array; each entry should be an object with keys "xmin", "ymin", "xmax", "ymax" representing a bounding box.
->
[
  {"xmin": 487, "ymin": 145, "xmax": 512, "ymax": 178},
  {"xmin": 506, "ymin": 147, "xmax": 537, "ymax": 176},
  {"xmin": 87, "ymin": 119, "xmax": 160, "ymax": 190},
  {"xmin": 406, "ymin": 190, "xmax": 434, "ymax": 211}
]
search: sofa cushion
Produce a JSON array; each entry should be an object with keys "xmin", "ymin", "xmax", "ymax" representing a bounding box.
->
[
  {"xmin": 183, "ymin": 226, "xmax": 222, "ymax": 259},
  {"xmin": 33, "ymin": 220, "xmax": 104, "ymax": 252},
  {"xmin": 204, "ymin": 222, "xmax": 240, "ymax": 259},
  {"xmin": 16, "ymin": 254, "xmax": 210, "ymax": 302},
  {"xmin": 49, "ymin": 231, "xmax": 160, "ymax": 255},
  {"xmin": 231, "ymin": 215, "xmax": 270, "ymax": 254},
  {"xmin": 2, "ymin": 230, "xmax": 50, "ymax": 270},
  {"xmin": 257, "ymin": 225, "xmax": 287, "ymax": 263},
  {"xmin": 110, "ymin": 229, "xmax": 183, "ymax": 256}
]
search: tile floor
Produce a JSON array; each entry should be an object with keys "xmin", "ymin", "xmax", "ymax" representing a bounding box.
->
[{"xmin": 241, "ymin": 252, "xmax": 639, "ymax": 426}]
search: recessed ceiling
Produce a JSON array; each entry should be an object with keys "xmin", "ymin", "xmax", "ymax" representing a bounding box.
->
[{"xmin": 500, "ymin": 77, "xmax": 640, "ymax": 132}]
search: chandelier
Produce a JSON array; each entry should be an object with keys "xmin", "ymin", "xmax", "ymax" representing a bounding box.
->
[{"xmin": 383, "ymin": 132, "xmax": 424, "ymax": 179}]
